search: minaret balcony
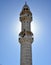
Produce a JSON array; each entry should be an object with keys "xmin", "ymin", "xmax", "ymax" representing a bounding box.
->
[
  {"xmin": 19, "ymin": 31, "xmax": 33, "ymax": 37},
  {"xmin": 19, "ymin": 37, "xmax": 34, "ymax": 44}
]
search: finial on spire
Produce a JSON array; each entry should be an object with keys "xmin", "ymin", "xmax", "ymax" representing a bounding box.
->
[{"xmin": 25, "ymin": 1, "xmax": 27, "ymax": 5}]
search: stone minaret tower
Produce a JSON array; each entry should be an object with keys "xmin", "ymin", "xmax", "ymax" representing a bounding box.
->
[{"xmin": 19, "ymin": 2, "xmax": 34, "ymax": 65}]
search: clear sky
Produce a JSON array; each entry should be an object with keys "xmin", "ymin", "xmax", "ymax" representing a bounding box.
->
[{"xmin": 0, "ymin": 0, "xmax": 51, "ymax": 65}]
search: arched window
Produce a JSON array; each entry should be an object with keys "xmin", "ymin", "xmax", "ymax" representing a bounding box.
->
[
  {"xmin": 27, "ymin": 14, "xmax": 29, "ymax": 16},
  {"xmin": 24, "ymin": 8, "xmax": 25, "ymax": 10},
  {"xmin": 26, "ymin": 8, "xmax": 28, "ymax": 10}
]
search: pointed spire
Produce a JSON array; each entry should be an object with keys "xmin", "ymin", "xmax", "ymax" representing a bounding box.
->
[
  {"xmin": 25, "ymin": 1, "xmax": 27, "ymax": 5},
  {"xmin": 22, "ymin": 1, "xmax": 30, "ymax": 10}
]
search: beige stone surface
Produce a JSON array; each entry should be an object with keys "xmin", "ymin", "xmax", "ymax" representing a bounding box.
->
[{"xmin": 19, "ymin": 2, "xmax": 33, "ymax": 65}]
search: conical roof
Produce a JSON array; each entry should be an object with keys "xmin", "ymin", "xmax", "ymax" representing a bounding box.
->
[
  {"xmin": 23, "ymin": 2, "xmax": 30, "ymax": 10},
  {"xmin": 20, "ymin": 2, "xmax": 32, "ymax": 16}
]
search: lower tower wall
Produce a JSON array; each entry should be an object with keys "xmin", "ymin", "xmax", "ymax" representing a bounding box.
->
[{"xmin": 20, "ymin": 44, "xmax": 32, "ymax": 65}]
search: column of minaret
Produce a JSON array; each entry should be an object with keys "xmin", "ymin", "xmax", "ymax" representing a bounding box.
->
[{"xmin": 19, "ymin": 2, "xmax": 34, "ymax": 65}]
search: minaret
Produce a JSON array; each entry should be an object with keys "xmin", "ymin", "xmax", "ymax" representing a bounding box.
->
[{"xmin": 19, "ymin": 2, "xmax": 34, "ymax": 65}]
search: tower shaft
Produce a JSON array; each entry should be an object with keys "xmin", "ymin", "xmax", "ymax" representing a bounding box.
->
[
  {"xmin": 19, "ymin": 2, "xmax": 34, "ymax": 65},
  {"xmin": 19, "ymin": 37, "xmax": 33, "ymax": 65},
  {"xmin": 21, "ymin": 44, "xmax": 32, "ymax": 65}
]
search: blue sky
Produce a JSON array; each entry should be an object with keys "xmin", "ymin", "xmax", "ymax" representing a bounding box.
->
[{"xmin": 0, "ymin": 0, "xmax": 51, "ymax": 65}]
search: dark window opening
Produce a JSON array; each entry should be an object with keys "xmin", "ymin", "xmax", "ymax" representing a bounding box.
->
[
  {"xmin": 24, "ymin": 8, "xmax": 25, "ymax": 10},
  {"xmin": 24, "ymin": 18, "xmax": 25, "ymax": 20},
  {"xmin": 24, "ymin": 8, "xmax": 28, "ymax": 10},
  {"xmin": 26, "ymin": 8, "xmax": 28, "ymax": 10},
  {"xmin": 27, "ymin": 14, "xmax": 29, "ymax": 16}
]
